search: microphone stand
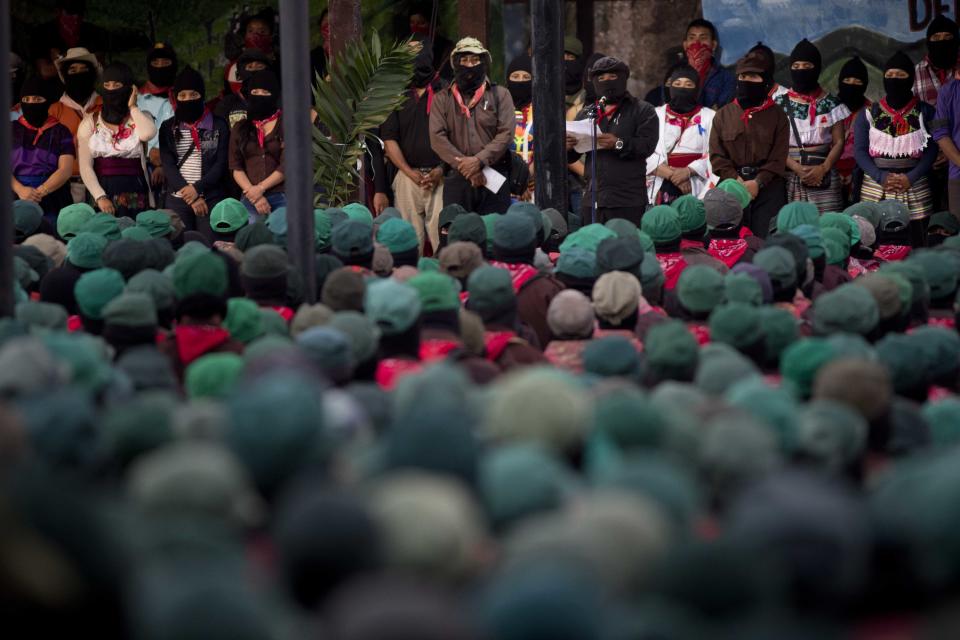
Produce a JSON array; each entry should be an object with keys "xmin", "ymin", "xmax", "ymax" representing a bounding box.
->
[{"xmin": 583, "ymin": 97, "xmax": 605, "ymax": 225}]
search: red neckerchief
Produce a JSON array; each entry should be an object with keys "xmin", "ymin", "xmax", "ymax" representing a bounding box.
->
[
  {"xmin": 665, "ymin": 105, "xmax": 702, "ymax": 134},
  {"xmin": 736, "ymin": 97, "xmax": 775, "ymax": 127},
  {"xmin": 484, "ymin": 331, "xmax": 518, "ymax": 362},
  {"xmin": 252, "ymin": 110, "xmax": 281, "ymax": 148},
  {"xmin": 786, "ymin": 87, "xmax": 825, "ymax": 125},
  {"xmin": 413, "ymin": 78, "xmax": 438, "ymax": 114},
  {"xmin": 269, "ymin": 305, "xmax": 295, "ymax": 322},
  {"xmin": 175, "ymin": 324, "xmax": 231, "ymax": 366},
  {"xmin": 929, "ymin": 56, "xmax": 950, "ymax": 85},
  {"xmin": 420, "ymin": 338, "xmax": 461, "ymax": 362},
  {"xmin": 375, "ymin": 358, "xmax": 422, "ymax": 390},
  {"xmin": 139, "ymin": 82, "xmax": 172, "ymax": 99},
  {"xmin": 180, "ymin": 108, "xmax": 209, "ymax": 152},
  {"xmin": 708, "ymin": 238, "xmax": 748, "ymax": 268},
  {"xmin": 685, "ymin": 42, "xmax": 713, "ymax": 85},
  {"xmin": 739, "ymin": 226, "xmax": 754, "ymax": 239},
  {"xmin": 879, "ymin": 97, "xmax": 918, "ymax": 136},
  {"xmin": 680, "ymin": 238, "xmax": 704, "ymax": 250},
  {"xmin": 687, "ymin": 322, "xmax": 711, "ymax": 346},
  {"xmin": 929, "ymin": 316, "xmax": 957, "ymax": 330},
  {"xmin": 874, "ymin": 244, "xmax": 912, "ymax": 262},
  {"xmin": 101, "ymin": 113, "xmax": 136, "ymax": 148},
  {"xmin": 451, "ymin": 83, "xmax": 486, "ymax": 118},
  {"xmin": 489, "ymin": 261, "xmax": 539, "ymax": 293},
  {"xmin": 18, "ymin": 115, "xmax": 59, "ymax": 146},
  {"xmin": 597, "ymin": 101, "xmax": 620, "ymax": 124},
  {"xmin": 655, "ymin": 251, "xmax": 689, "ymax": 289}
]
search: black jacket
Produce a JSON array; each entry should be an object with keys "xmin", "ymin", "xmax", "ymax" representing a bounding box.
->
[
  {"xmin": 159, "ymin": 114, "xmax": 232, "ymax": 202},
  {"xmin": 569, "ymin": 94, "xmax": 659, "ymax": 209}
]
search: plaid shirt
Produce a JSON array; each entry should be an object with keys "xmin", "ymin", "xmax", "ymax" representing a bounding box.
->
[{"xmin": 914, "ymin": 56, "xmax": 953, "ymax": 106}]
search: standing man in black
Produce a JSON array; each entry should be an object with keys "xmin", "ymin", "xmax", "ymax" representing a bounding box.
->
[{"xmin": 566, "ymin": 57, "xmax": 659, "ymax": 225}]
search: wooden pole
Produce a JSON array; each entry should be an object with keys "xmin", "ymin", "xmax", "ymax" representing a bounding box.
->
[
  {"xmin": 278, "ymin": 0, "xmax": 316, "ymax": 302},
  {"xmin": 531, "ymin": 0, "xmax": 568, "ymax": 213},
  {"xmin": 459, "ymin": 0, "xmax": 489, "ymax": 43},
  {"xmin": 0, "ymin": 0, "xmax": 12, "ymax": 317}
]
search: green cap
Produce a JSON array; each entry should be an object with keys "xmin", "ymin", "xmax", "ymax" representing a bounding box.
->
[
  {"xmin": 126, "ymin": 269, "xmax": 175, "ymax": 311},
  {"xmin": 912, "ymin": 325, "xmax": 960, "ymax": 381},
  {"xmin": 717, "ymin": 179, "xmax": 752, "ymax": 210},
  {"xmin": 556, "ymin": 247, "xmax": 597, "ymax": 279},
  {"xmin": 494, "ymin": 214, "xmax": 537, "ymax": 251},
  {"xmin": 812, "ymin": 284, "xmax": 879, "ymax": 336},
  {"xmin": 910, "ymin": 249, "xmax": 958, "ymax": 301},
  {"xmin": 57, "ymin": 203, "xmax": 95, "ymax": 240},
  {"xmin": 241, "ymin": 244, "xmax": 289, "ymax": 279},
  {"xmin": 210, "ymin": 198, "xmax": 249, "ymax": 234},
  {"xmin": 328, "ymin": 311, "xmax": 381, "ymax": 364},
  {"xmin": 876, "ymin": 333, "xmax": 927, "ymax": 396},
  {"xmin": 408, "ymin": 271, "xmax": 461, "ymax": 313},
  {"xmin": 439, "ymin": 203, "xmax": 468, "ymax": 230},
  {"xmin": 377, "ymin": 218, "xmax": 420, "ymax": 254},
  {"xmin": 930, "ymin": 211, "xmax": 960, "ymax": 235},
  {"xmin": 820, "ymin": 212, "xmax": 860, "ymax": 246},
  {"xmin": 853, "ymin": 273, "xmax": 903, "ymax": 321},
  {"xmin": 13, "ymin": 200, "xmax": 42, "ymax": 238},
  {"xmin": 645, "ymin": 320, "xmax": 699, "ymax": 381},
  {"xmin": 780, "ymin": 338, "xmax": 836, "ymax": 399},
  {"xmin": 332, "ymin": 220, "xmax": 374, "ymax": 259},
  {"xmin": 479, "ymin": 444, "xmax": 575, "ymax": 530},
  {"xmin": 185, "ymin": 353, "xmax": 244, "ymax": 399},
  {"xmin": 560, "ymin": 223, "xmax": 617, "ymax": 253},
  {"xmin": 418, "ymin": 257, "xmax": 440, "ymax": 272},
  {"xmin": 15, "ymin": 301, "xmax": 68, "ymax": 331},
  {"xmin": 877, "ymin": 200, "xmax": 911, "ymax": 233},
  {"xmin": 365, "ymin": 278, "xmax": 422, "ymax": 335},
  {"xmin": 776, "ymin": 201, "xmax": 819, "ymax": 234},
  {"xmin": 174, "ymin": 252, "xmax": 228, "ymax": 299},
  {"xmin": 726, "ymin": 377, "xmax": 800, "ymax": 453},
  {"xmin": 724, "ymin": 271, "xmax": 763, "ymax": 306},
  {"xmin": 102, "ymin": 292, "xmax": 158, "ymax": 327},
  {"xmin": 343, "ymin": 202, "xmax": 374, "ymax": 227},
  {"xmin": 788, "ymin": 224, "xmax": 825, "ymax": 260},
  {"xmin": 563, "ymin": 35, "xmax": 583, "ymax": 57},
  {"xmin": 235, "ymin": 221, "xmax": 274, "ymax": 251},
  {"xmin": 136, "ymin": 210, "xmax": 173, "ymax": 238},
  {"xmin": 314, "ymin": 209, "xmax": 332, "ymax": 251},
  {"xmin": 672, "ymin": 195, "xmax": 706, "ymax": 234},
  {"xmin": 753, "ymin": 246, "xmax": 797, "ymax": 290},
  {"xmin": 79, "ymin": 213, "xmax": 121, "ymax": 240},
  {"xmin": 641, "ymin": 205, "xmax": 682, "ymax": 245},
  {"xmin": 922, "ymin": 399, "xmax": 960, "ymax": 448},
  {"xmin": 583, "ymin": 335, "xmax": 643, "ymax": 378},
  {"xmin": 120, "ymin": 225, "xmax": 153, "ymax": 242},
  {"xmin": 481, "ymin": 214, "xmax": 498, "ymax": 254},
  {"xmin": 466, "ymin": 265, "xmax": 515, "ymax": 320},
  {"xmin": 880, "ymin": 262, "xmax": 929, "ymax": 307},
  {"xmin": 74, "ymin": 268, "xmax": 125, "ymax": 319},
  {"xmin": 225, "ymin": 298, "xmax": 265, "ymax": 344},
  {"xmin": 66, "ymin": 232, "xmax": 108, "ymax": 269},
  {"xmin": 709, "ymin": 302, "xmax": 763, "ymax": 350},
  {"xmin": 14, "ymin": 256, "xmax": 38, "ymax": 289},
  {"xmin": 265, "ymin": 207, "xmax": 288, "ymax": 240},
  {"xmin": 507, "ymin": 202, "xmax": 544, "ymax": 237},
  {"xmin": 677, "ymin": 265, "xmax": 725, "ymax": 314},
  {"xmin": 822, "ymin": 227, "xmax": 850, "ymax": 265},
  {"xmin": 605, "ymin": 218, "xmax": 640, "ymax": 240},
  {"xmin": 259, "ymin": 308, "xmax": 289, "ymax": 336},
  {"xmin": 449, "ymin": 213, "xmax": 487, "ymax": 249},
  {"xmin": 759, "ymin": 306, "xmax": 799, "ymax": 364},
  {"xmin": 844, "ymin": 201, "xmax": 880, "ymax": 228},
  {"xmin": 593, "ymin": 386, "xmax": 667, "ymax": 450},
  {"xmin": 798, "ymin": 400, "xmax": 868, "ymax": 472}
]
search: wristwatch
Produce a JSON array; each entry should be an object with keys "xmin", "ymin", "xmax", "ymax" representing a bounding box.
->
[{"xmin": 614, "ymin": 138, "xmax": 624, "ymax": 151}]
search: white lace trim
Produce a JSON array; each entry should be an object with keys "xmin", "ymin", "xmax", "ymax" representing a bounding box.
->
[
  {"xmin": 866, "ymin": 109, "xmax": 930, "ymax": 158},
  {"xmin": 787, "ymin": 103, "xmax": 851, "ymax": 146}
]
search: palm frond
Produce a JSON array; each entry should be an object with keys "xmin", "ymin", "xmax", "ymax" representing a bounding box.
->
[{"xmin": 312, "ymin": 34, "xmax": 415, "ymax": 207}]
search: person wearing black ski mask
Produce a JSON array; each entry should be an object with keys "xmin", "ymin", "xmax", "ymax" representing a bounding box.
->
[
  {"xmin": 836, "ymin": 56, "xmax": 871, "ymax": 197},
  {"xmin": 50, "ymin": 47, "xmax": 101, "ymax": 202},
  {"xmin": 428, "ymin": 37, "xmax": 514, "ymax": 215},
  {"xmin": 563, "ymin": 36, "xmax": 586, "ymax": 111},
  {"xmin": 230, "ymin": 69, "xmax": 286, "ymax": 219},
  {"xmin": 647, "ymin": 63, "xmax": 716, "ymax": 205},
  {"xmin": 917, "ymin": 14, "xmax": 960, "ymax": 107},
  {"xmin": 776, "ymin": 38, "xmax": 849, "ymax": 214},
  {"xmin": 854, "ymin": 51, "xmax": 937, "ymax": 247},
  {"xmin": 565, "ymin": 56, "xmax": 659, "ymax": 225},
  {"xmin": 138, "ymin": 42, "xmax": 179, "ymax": 199},
  {"xmin": 11, "ymin": 75, "xmax": 76, "ymax": 220},
  {"xmin": 215, "ymin": 48, "xmax": 273, "ymax": 129},
  {"xmin": 383, "ymin": 40, "xmax": 445, "ymax": 254},
  {"xmin": 78, "ymin": 62, "xmax": 157, "ymax": 218},
  {"xmin": 709, "ymin": 51, "xmax": 789, "ymax": 238},
  {"xmin": 507, "ymin": 53, "xmax": 535, "ymax": 200},
  {"xmin": 159, "ymin": 66, "xmax": 231, "ymax": 240}
]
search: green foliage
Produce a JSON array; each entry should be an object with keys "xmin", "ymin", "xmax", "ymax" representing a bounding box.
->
[{"xmin": 312, "ymin": 34, "xmax": 414, "ymax": 207}]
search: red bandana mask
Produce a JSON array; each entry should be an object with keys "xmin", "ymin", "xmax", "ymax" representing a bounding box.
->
[{"xmin": 685, "ymin": 42, "xmax": 714, "ymax": 85}]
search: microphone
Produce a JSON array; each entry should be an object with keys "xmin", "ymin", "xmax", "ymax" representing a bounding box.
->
[{"xmin": 598, "ymin": 95, "xmax": 607, "ymax": 109}]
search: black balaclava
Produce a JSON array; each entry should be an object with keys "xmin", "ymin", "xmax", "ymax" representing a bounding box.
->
[
  {"xmin": 235, "ymin": 48, "xmax": 273, "ymax": 98},
  {"xmin": 173, "ymin": 66, "xmax": 206, "ymax": 123},
  {"xmin": 789, "ymin": 38, "xmax": 822, "ymax": 94},
  {"xmin": 146, "ymin": 43, "xmax": 178, "ymax": 90},
  {"xmin": 506, "ymin": 53, "xmax": 533, "ymax": 109},
  {"xmin": 737, "ymin": 79, "xmax": 769, "ymax": 109},
  {"xmin": 564, "ymin": 53, "xmax": 584, "ymax": 96},
  {"xmin": 883, "ymin": 51, "xmax": 916, "ymax": 110},
  {"xmin": 582, "ymin": 52, "xmax": 605, "ymax": 103},
  {"xmin": 411, "ymin": 44, "xmax": 435, "ymax": 89},
  {"xmin": 245, "ymin": 69, "xmax": 280, "ymax": 121},
  {"xmin": 19, "ymin": 76, "xmax": 53, "ymax": 128},
  {"xmin": 590, "ymin": 56, "xmax": 630, "ymax": 103},
  {"xmin": 838, "ymin": 56, "xmax": 869, "ymax": 112},
  {"xmin": 63, "ymin": 60, "xmax": 96, "ymax": 105},
  {"xmin": 927, "ymin": 14, "xmax": 960, "ymax": 71},
  {"xmin": 666, "ymin": 63, "xmax": 700, "ymax": 114},
  {"xmin": 454, "ymin": 53, "xmax": 487, "ymax": 94},
  {"xmin": 99, "ymin": 62, "xmax": 134, "ymax": 125},
  {"xmin": 748, "ymin": 42, "xmax": 777, "ymax": 78}
]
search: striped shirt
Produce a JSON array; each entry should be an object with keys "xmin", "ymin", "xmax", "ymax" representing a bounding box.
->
[{"xmin": 172, "ymin": 128, "xmax": 202, "ymax": 198}]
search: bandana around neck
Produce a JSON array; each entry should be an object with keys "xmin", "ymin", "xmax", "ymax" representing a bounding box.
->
[{"xmin": 252, "ymin": 109, "xmax": 281, "ymax": 147}]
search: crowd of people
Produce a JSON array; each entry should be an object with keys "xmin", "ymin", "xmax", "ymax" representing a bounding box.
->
[{"xmin": 11, "ymin": 2, "xmax": 960, "ymax": 638}]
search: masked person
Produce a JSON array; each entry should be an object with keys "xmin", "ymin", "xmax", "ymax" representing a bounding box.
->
[
  {"xmin": 77, "ymin": 62, "xmax": 156, "ymax": 217},
  {"xmin": 159, "ymin": 67, "xmax": 231, "ymax": 240},
  {"xmin": 709, "ymin": 51, "xmax": 789, "ymax": 238},
  {"xmin": 137, "ymin": 43, "xmax": 177, "ymax": 191},
  {"xmin": 775, "ymin": 39, "xmax": 849, "ymax": 214},
  {"xmin": 429, "ymin": 38, "xmax": 514, "ymax": 215},
  {"xmin": 11, "ymin": 76, "xmax": 75, "ymax": 222},
  {"xmin": 916, "ymin": 14, "xmax": 960, "ymax": 107},
  {"xmin": 409, "ymin": 2, "xmax": 454, "ymax": 82},
  {"xmin": 563, "ymin": 37, "xmax": 586, "ymax": 114},
  {"xmin": 855, "ymin": 51, "xmax": 937, "ymax": 247},
  {"xmin": 565, "ymin": 56, "xmax": 659, "ymax": 225},
  {"xmin": 310, "ymin": 10, "xmax": 331, "ymax": 84},
  {"xmin": 682, "ymin": 19, "xmax": 735, "ymax": 109},
  {"xmin": 229, "ymin": 69, "xmax": 286, "ymax": 220},
  {"xmin": 507, "ymin": 53, "xmax": 535, "ymax": 201},
  {"xmin": 383, "ymin": 43, "xmax": 445, "ymax": 254},
  {"xmin": 646, "ymin": 63, "xmax": 716, "ymax": 204},
  {"xmin": 49, "ymin": 47, "xmax": 101, "ymax": 203},
  {"xmin": 748, "ymin": 42, "xmax": 786, "ymax": 99},
  {"xmin": 215, "ymin": 49, "xmax": 273, "ymax": 130},
  {"xmin": 567, "ymin": 52, "xmax": 606, "ymax": 216},
  {"xmin": 834, "ymin": 56, "xmax": 871, "ymax": 203}
]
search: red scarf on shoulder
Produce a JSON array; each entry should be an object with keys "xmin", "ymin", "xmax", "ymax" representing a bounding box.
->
[
  {"xmin": 19, "ymin": 115, "xmax": 60, "ymax": 145},
  {"xmin": 736, "ymin": 97, "xmax": 775, "ymax": 127}
]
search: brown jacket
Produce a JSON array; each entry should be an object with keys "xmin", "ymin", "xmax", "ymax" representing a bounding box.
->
[
  {"xmin": 709, "ymin": 101, "xmax": 789, "ymax": 189},
  {"xmin": 517, "ymin": 273, "xmax": 566, "ymax": 351},
  {"xmin": 429, "ymin": 83, "xmax": 515, "ymax": 169}
]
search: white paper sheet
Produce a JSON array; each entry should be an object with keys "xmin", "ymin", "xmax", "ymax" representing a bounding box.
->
[
  {"xmin": 566, "ymin": 120, "xmax": 602, "ymax": 154},
  {"xmin": 482, "ymin": 166, "xmax": 507, "ymax": 194}
]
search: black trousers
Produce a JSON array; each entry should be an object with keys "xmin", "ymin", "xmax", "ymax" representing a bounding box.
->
[
  {"xmin": 744, "ymin": 177, "xmax": 786, "ymax": 239},
  {"xmin": 443, "ymin": 170, "xmax": 511, "ymax": 214},
  {"xmin": 579, "ymin": 204, "xmax": 643, "ymax": 226},
  {"xmin": 165, "ymin": 194, "xmax": 214, "ymax": 243}
]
